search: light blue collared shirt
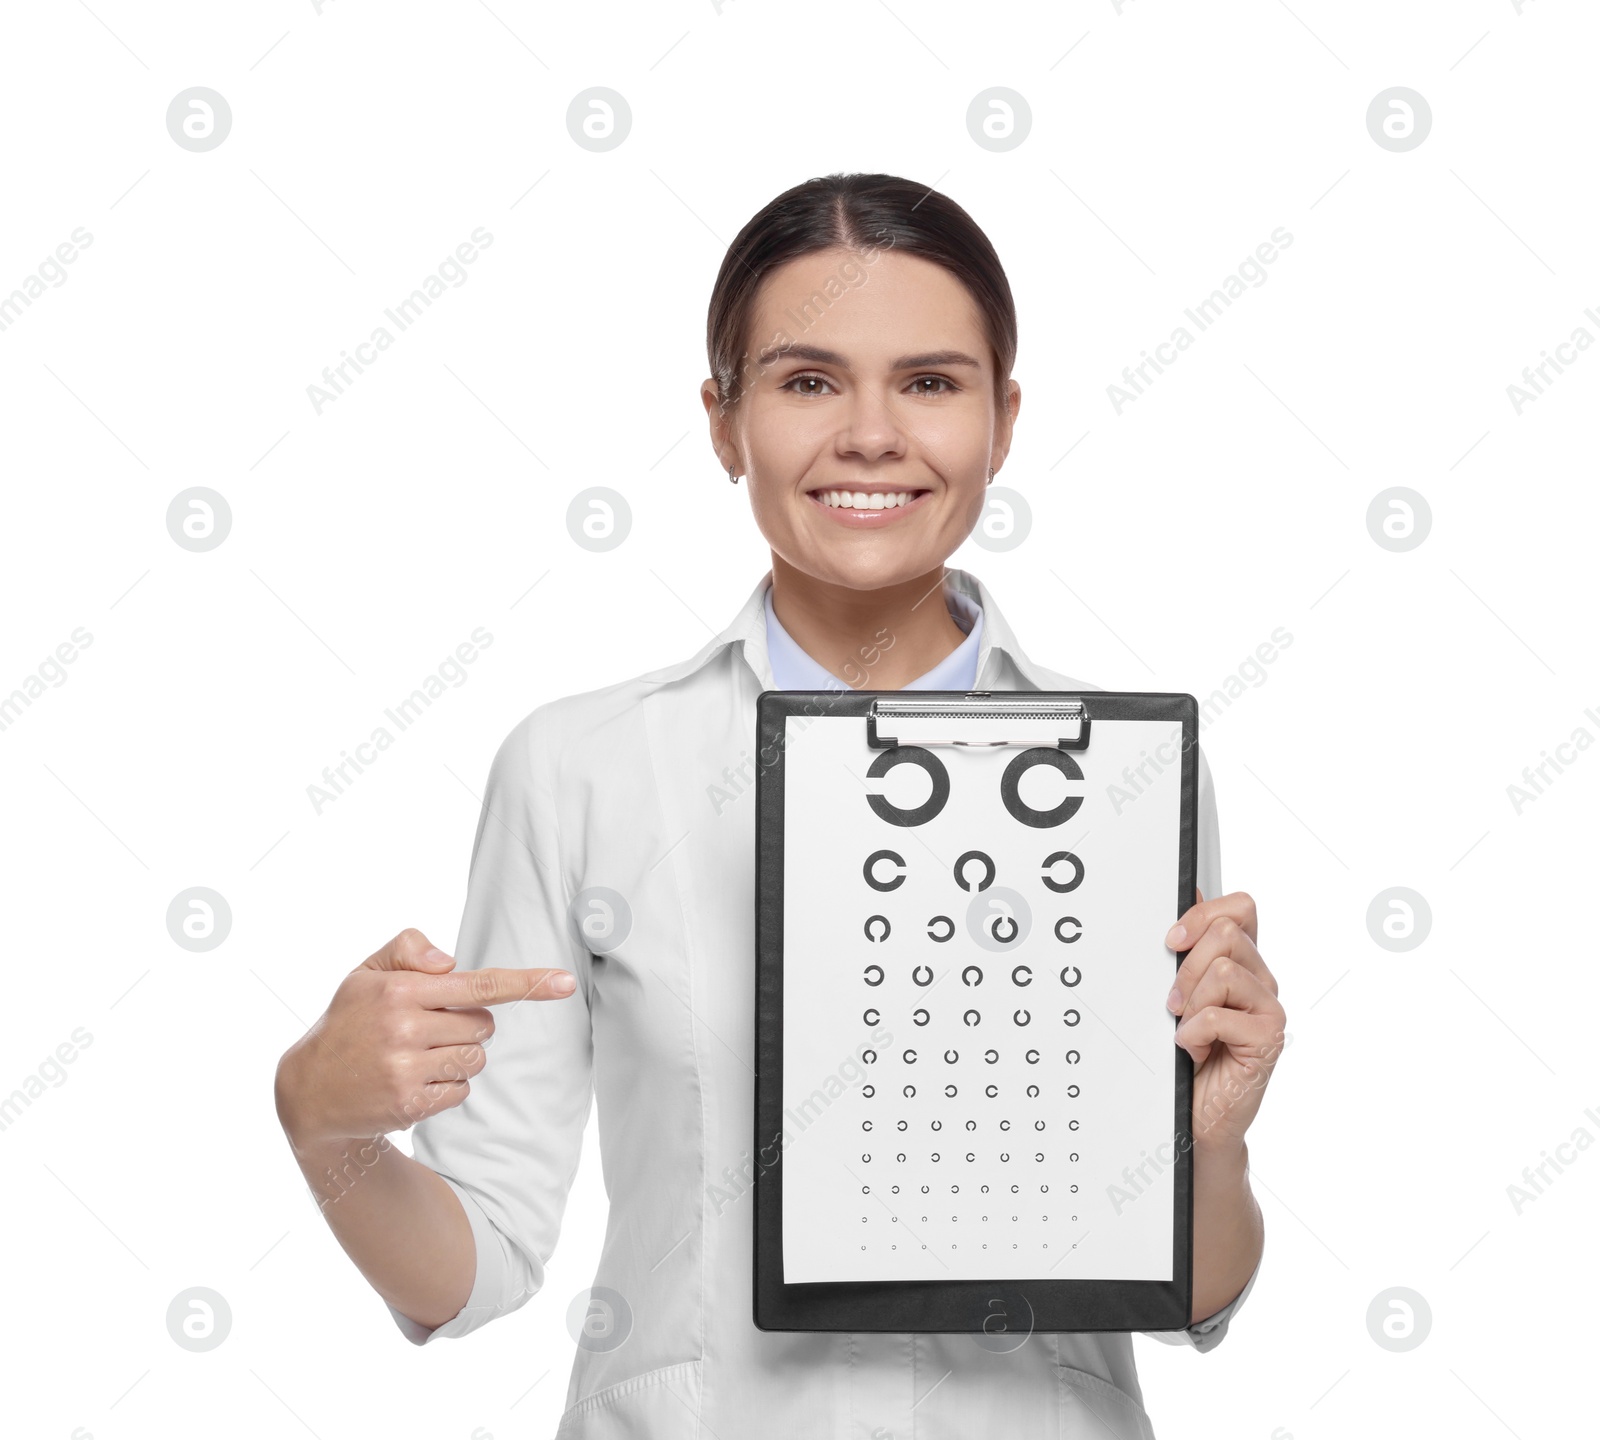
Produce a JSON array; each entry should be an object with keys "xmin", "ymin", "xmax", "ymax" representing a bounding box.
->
[{"xmin": 763, "ymin": 577, "xmax": 984, "ymax": 691}]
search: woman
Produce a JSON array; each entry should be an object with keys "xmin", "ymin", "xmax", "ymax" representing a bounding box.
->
[{"xmin": 275, "ymin": 172, "xmax": 1282, "ymax": 1439}]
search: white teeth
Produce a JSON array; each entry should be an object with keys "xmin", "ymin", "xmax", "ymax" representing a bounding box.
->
[{"xmin": 817, "ymin": 489, "xmax": 920, "ymax": 509}]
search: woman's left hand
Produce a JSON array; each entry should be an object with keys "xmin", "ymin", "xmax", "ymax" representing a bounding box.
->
[{"xmin": 1164, "ymin": 887, "xmax": 1286, "ymax": 1151}]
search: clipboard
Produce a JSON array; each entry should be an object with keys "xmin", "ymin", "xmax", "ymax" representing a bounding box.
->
[{"xmin": 753, "ymin": 689, "xmax": 1199, "ymax": 1335}]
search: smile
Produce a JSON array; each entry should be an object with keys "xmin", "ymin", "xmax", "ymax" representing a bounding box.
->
[{"xmin": 806, "ymin": 488, "xmax": 933, "ymax": 525}]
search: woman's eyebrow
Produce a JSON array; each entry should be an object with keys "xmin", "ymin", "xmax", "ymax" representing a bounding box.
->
[{"xmin": 755, "ymin": 342, "xmax": 982, "ymax": 371}]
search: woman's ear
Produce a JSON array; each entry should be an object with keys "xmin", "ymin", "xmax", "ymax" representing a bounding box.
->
[
  {"xmin": 990, "ymin": 377, "xmax": 1021, "ymax": 475},
  {"xmin": 701, "ymin": 379, "xmax": 734, "ymax": 469}
]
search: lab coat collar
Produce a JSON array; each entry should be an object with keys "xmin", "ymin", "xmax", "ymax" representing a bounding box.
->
[{"xmin": 641, "ymin": 565, "xmax": 1060, "ymax": 694}]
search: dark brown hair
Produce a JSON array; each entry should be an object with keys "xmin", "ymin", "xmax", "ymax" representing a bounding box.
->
[{"xmin": 706, "ymin": 172, "xmax": 1017, "ymax": 418}]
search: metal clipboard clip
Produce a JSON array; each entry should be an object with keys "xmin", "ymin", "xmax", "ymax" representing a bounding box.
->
[{"xmin": 866, "ymin": 694, "xmax": 1091, "ymax": 751}]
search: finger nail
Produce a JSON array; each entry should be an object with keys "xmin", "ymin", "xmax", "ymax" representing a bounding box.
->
[
  {"xmin": 552, "ymin": 973, "xmax": 576, "ymax": 994},
  {"xmin": 1166, "ymin": 984, "xmax": 1183, "ymax": 1012},
  {"xmin": 424, "ymin": 947, "xmax": 451, "ymax": 965},
  {"xmin": 1165, "ymin": 923, "xmax": 1187, "ymax": 949}
]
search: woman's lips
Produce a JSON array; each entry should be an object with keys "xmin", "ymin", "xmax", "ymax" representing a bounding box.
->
[{"xmin": 805, "ymin": 489, "xmax": 933, "ymax": 526}]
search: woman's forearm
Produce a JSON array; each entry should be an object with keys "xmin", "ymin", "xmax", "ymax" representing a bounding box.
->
[
  {"xmin": 1190, "ymin": 1137, "xmax": 1263, "ymax": 1325},
  {"xmin": 277, "ymin": 1060, "xmax": 475, "ymax": 1334}
]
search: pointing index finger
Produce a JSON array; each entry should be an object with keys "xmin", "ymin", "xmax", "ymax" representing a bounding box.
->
[{"xmin": 415, "ymin": 967, "xmax": 578, "ymax": 1008}]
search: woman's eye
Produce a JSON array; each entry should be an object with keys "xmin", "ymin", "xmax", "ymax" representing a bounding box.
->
[
  {"xmin": 908, "ymin": 375, "xmax": 957, "ymax": 396},
  {"xmin": 783, "ymin": 372, "xmax": 835, "ymax": 397}
]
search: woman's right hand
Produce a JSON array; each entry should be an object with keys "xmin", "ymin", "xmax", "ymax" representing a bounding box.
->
[{"xmin": 274, "ymin": 927, "xmax": 578, "ymax": 1150}]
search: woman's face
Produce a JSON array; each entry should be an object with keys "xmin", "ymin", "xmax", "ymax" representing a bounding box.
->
[{"xmin": 704, "ymin": 247, "xmax": 1020, "ymax": 593}]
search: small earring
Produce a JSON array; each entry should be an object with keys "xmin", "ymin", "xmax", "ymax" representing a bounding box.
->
[
  {"xmin": 728, "ymin": 463, "xmax": 739, "ymax": 485},
  {"xmin": 987, "ymin": 467, "xmax": 994, "ymax": 485}
]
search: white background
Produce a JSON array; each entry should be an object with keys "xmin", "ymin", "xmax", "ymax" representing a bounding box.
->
[{"xmin": 1, "ymin": 2, "xmax": 1593, "ymax": 1437}]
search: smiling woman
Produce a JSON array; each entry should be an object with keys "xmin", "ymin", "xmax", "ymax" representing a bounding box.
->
[
  {"xmin": 700, "ymin": 175, "xmax": 1022, "ymax": 687},
  {"xmin": 275, "ymin": 171, "xmax": 1279, "ymax": 1440}
]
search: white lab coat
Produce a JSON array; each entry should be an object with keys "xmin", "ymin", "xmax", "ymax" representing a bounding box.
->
[{"xmin": 388, "ymin": 566, "xmax": 1260, "ymax": 1439}]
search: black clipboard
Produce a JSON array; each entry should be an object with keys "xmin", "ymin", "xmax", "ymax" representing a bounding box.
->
[{"xmin": 753, "ymin": 689, "xmax": 1199, "ymax": 1335}]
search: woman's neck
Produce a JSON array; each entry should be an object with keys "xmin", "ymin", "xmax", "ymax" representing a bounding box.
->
[{"xmin": 767, "ymin": 556, "xmax": 970, "ymax": 690}]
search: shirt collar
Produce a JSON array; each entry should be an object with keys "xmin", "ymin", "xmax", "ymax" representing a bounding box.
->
[
  {"xmin": 639, "ymin": 565, "xmax": 1060, "ymax": 694},
  {"xmin": 763, "ymin": 581, "xmax": 983, "ymax": 692}
]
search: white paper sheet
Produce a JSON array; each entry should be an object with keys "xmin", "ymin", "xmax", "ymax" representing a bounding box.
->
[{"xmin": 779, "ymin": 713, "xmax": 1184, "ymax": 1284}]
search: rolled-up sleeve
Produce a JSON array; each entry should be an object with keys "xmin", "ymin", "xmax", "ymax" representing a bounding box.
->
[
  {"xmin": 1139, "ymin": 741, "xmax": 1261, "ymax": 1353},
  {"xmin": 1142, "ymin": 1253, "xmax": 1261, "ymax": 1353},
  {"xmin": 387, "ymin": 705, "xmax": 595, "ymax": 1345}
]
